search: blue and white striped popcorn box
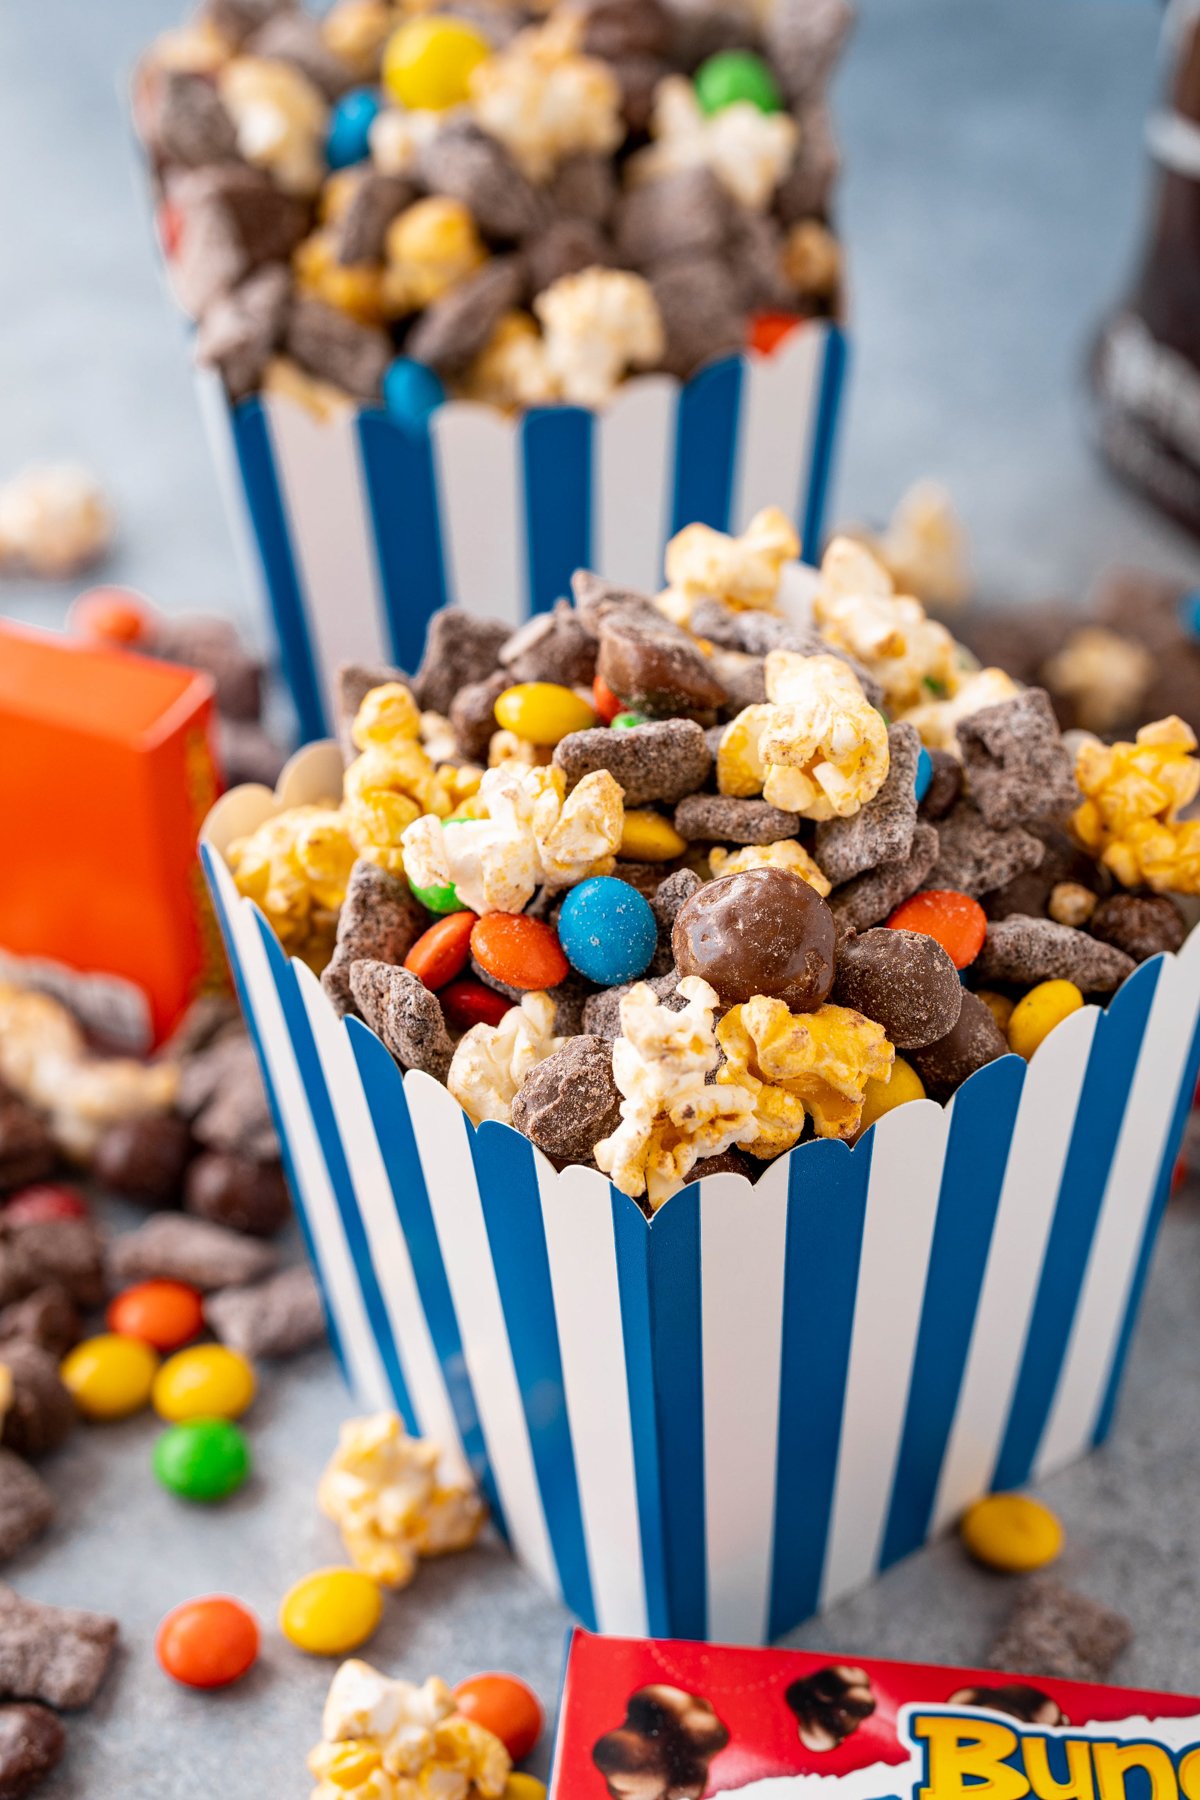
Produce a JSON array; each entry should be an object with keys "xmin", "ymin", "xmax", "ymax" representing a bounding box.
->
[
  {"xmin": 201, "ymin": 743, "xmax": 1200, "ymax": 1644},
  {"xmin": 196, "ymin": 320, "xmax": 847, "ymax": 745}
]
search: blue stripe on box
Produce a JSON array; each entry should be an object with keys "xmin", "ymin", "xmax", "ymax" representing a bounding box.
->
[
  {"xmin": 199, "ymin": 847, "xmax": 346, "ymax": 1381},
  {"xmin": 345, "ymin": 1019, "xmax": 505, "ymax": 1530},
  {"xmin": 670, "ymin": 356, "xmax": 743, "ymax": 535},
  {"xmin": 358, "ymin": 409, "xmax": 449, "ymax": 672},
  {"xmin": 521, "ymin": 407, "xmax": 593, "ymax": 616},
  {"xmin": 801, "ymin": 326, "xmax": 848, "ymax": 563},
  {"xmin": 992, "ymin": 959, "xmax": 1162, "ymax": 1491},
  {"xmin": 879, "ymin": 1055, "xmax": 1025, "ymax": 1569},
  {"xmin": 768, "ymin": 1137, "xmax": 872, "ymax": 1639},
  {"xmin": 250, "ymin": 911, "xmax": 417, "ymax": 1427},
  {"xmin": 230, "ymin": 399, "xmax": 327, "ymax": 742},
  {"xmin": 647, "ymin": 1187, "xmax": 706, "ymax": 1639},
  {"xmin": 1093, "ymin": 966, "xmax": 1200, "ymax": 1446},
  {"xmin": 612, "ymin": 1190, "xmax": 671, "ymax": 1638},
  {"xmin": 469, "ymin": 1121, "xmax": 595, "ymax": 1627}
]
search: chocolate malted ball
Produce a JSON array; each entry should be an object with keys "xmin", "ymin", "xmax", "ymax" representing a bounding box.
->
[
  {"xmin": 0, "ymin": 1100, "xmax": 56, "ymax": 1195},
  {"xmin": 91, "ymin": 1112, "xmax": 193, "ymax": 1207},
  {"xmin": 832, "ymin": 928, "xmax": 963, "ymax": 1050},
  {"xmin": 593, "ymin": 1685, "xmax": 730, "ymax": 1800},
  {"xmin": 0, "ymin": 1702, "xmax": 65, "ymax": 1800},
  {"xmin": 598, "ymin": 611, "xmax": 728, "ymax": 718},
  {"xmin": 673, "ymin": 867, "xmax": 837, "ymax": 1011},
  {"xmin": 784, "ymin": 1664, "xmax": 876, "ymax": 1753},
  {"xmin": 909, "ymin": 988, "xmax": 1008, "ymax": 1103},
  {"xmin": 1089, "ymin": 893, "xmax": 1186, "ymax": 964},
  {"xmin": 184, "ymin": 1152, "xmax": 290, "ymax": 1238}
]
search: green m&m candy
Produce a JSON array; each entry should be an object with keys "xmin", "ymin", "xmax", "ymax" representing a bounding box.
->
[
  {"xmin": 694, "ymin": 49, "xmax": 784, "ymax": 116},
  {"xmin": 153, "ymin": 1417, "xmax": 251, "ymax": 1502},
  {"xmin": 611, "ymin": 711, "xmax": 648, "ymax": 730},
  {"xmin": 409, "ymin": 878, "xmax": 461, "ymax": 915}
]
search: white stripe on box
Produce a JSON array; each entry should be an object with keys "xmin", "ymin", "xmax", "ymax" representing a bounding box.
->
[
  {"xmin": 1038, "ymin": 936, "xmax": 1200, "ymax": 1474},
  {"xmin": 263, "ymin": 394, "xmax": 389, "ymax": 691},
  {"xmin": 701, "ymin": 1162, "xmax": 790, "ymax": 1644},
  {"xmin": 931, "ymin": 1010, "xmax": 1099, "ymax": 1532},
  {"xmin": 730, "ymin": 327, "xmax": 824, "ymax": 536},
  {"xmin": 211, "ymin": 863, "xmax": 391, "ymax": 1410},
  {"xmin": 194, "ymin": 369, "xmax": 274, "ymax": 639},
  {"xmin": 431, "ymin": 404, "xmax": 525, "ymax": 625},
  {"xmin": 820, "ymin": 1099, "xmax": 949, "ymax": 1607},
  {"xmin": 407, "ymin": 1084, "xmax": 559, "ymax": 1598},
  {"xmin": 594, "ymin": 375, "xmax": 677, "ymax": 594},
  {"xmin": 293, "ymin": 966, "xmax": 472, "ymax": 1486},
  {"xmin": 537, "ymin": 1159, "xmax": 649, "ymax": 1637}
]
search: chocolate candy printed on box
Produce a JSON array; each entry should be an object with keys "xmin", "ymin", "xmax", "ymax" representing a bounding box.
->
[
  {"xmin": 134, "ymin": 0, "xmax": 852, "ymax": 413},
  {"xmin": 215, "ymin": 504, "xmax": 1200, "ymax": 1211}
]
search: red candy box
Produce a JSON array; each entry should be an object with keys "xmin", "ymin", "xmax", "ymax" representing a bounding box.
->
[{"xmin": 551, "ymin": 1631, "xmax": 1200, "ymax": 1798}]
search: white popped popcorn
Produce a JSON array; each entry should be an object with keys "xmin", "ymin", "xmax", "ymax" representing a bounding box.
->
[
  {"xmin": 904, "ymin": 664, "xmax": 1020, "ymax": 752},
  {"xmin": 468, "ymin": 14, "xmax": 623, "ymax": 182},
  {"xmin": 458, "ymin": 311, "xmax": 560, "ymax": 411},
  {"xmin": 0, "ymin": 464, "xmax": 113, "ymax": 579},
  {"xmin": 594, "ymin": 976, "xmax": 759, "ymax": 1208},
  {"xmin": 628, "ymin": 74, "xmax": 797, "ymax": 211},
  {"xmin": 309, "ymin": 1661, "xmax": 511, "ymax": 1800},
  {"xmin": 708, "ymin": 838, "xmax": 830, "ymax": 896},
  {"xmin": 401, "ymin": 762, "xmax": 623, "ymax": 916},
  {"xmin": 813, "ymin": 536, "xmax": 960, "ymax": 717},
  {"xmin": 369, "ymin": 103, "xmax": 443, "ymax": 177},
  {"xmin": 448, "ymin": 991, "xmax": 564, "ymax": 1126},
  {"xmin": 872, "ymin": 480, "xmax": 972, "ymax": 611},
  {"xmin": 661, "ymin": 505, "xmax": 800, "ymax": 621},
  {"xmin": 219, "ymin": 56, "xmax": 329, "ymax": 195},
  {"xmin": 533, "ymin": 268, "xmax": 665, "ymax": 409},
  {"xmin": 716, "ymin": 655, "xmax": 889, "ymax": 822},
  {"xmin": 317, "ymin": 1412, "xmax": 484, "ymax": 1589}
]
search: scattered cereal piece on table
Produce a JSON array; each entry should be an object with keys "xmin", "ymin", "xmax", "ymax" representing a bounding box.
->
[
  {"xmin": 108, "ymin": 1214, "xmax": 279, "ymax": 1293},
  {"xmin": 987, "ymin": 1576, "xmax": 1131, "ymax": 1682},
  {"xmin": 203, "ymin": 1265, "xmax": 326, "ymax": 1360},
  {"xmin": 0, "ymin": 1702, "xmax": 64, "ymax": 1799},
  {"xmin": 0, "ymin": 1586, "xmax": 118, "ymax": 1708},
  {"xmin": 0, "ymin": 1343, "xmax": 74, "ymax": 1459},
  {"xmin": 0, "ymin": 1453, "xmax": 55, "ymax": 1566}
]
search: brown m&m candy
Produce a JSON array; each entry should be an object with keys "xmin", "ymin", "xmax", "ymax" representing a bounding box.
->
[{"xmin": 672, "ymin": 867, "xmax": 837, "ymax": 1011}]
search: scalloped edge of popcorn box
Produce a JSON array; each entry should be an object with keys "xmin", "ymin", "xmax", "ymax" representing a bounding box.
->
[{"xmin": 201, "ymin": 745, "xmax": 1200, "ymax": 1643}]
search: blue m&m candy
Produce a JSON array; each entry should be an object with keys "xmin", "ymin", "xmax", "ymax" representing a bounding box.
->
[
  {"xmin": 914, "ymin": 745, "xmax": 933, "ymax": 804},
  {"xmin": 557, "ymin": 877, "xmax": 657, "ymax": 986},
  {"xmin": 384, "ymin": 357, "xmax": 445, "ymax": 430},
  {"xmin": 327, "ymin": 88, "xmax": 382, "ymax": 170},
  {"xmin": 1178, "ymin": 590, "xmax": 1200, "ymax": 641}
]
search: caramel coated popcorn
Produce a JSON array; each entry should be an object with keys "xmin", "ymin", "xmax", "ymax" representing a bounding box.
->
[
  {"xmin": 1042, "ymin": 627, "xmax": 1156, "ymax": 737},
  {"xmin": 469, "ymin": 14, "xmax": 623, "ymax": 183},
  {"xmin": 719, "ymin": 652, "xmax": 890, "ymax": 821},
  {"xmin": 382, "ymin": 197, "xmax": 487, "ymax": 315},
  {"xmin": 345, "ymin": 682, "xmax": 474, "ymax": 872},
  {"xmin": 1071, "ymin": 717, "xmax": 1200, "ymax": 894},
  {"xmin": 813, "ymin": 537, "xmax": 960, "ymax": 717},
  {"xmin": 448, "ymin": 991, "xmax": 564, "ymax": 1126},
  {"xmin": 317, "ymin": 1412, "xmax": 484, "ymax": 1588},
  {"xmin": 708, "ymin": 838, "xmax": 831, "ymax": 897},
  {"xmin": 309, "ymin": 1661, "xmax": 511, "ymax": 1800},
  {"xmin": 630, "ymin": 74, "xmax": 797, "ymax": 211},
  {"xmin": 717, "ymin": 996, "xmax": 894, "ymax": 1152},
  {"xmin": 229, "ymin": 803, "xmax": 356, "ymax": 961}
]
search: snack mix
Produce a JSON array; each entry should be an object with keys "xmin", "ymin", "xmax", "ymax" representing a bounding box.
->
[
  {"xmin": 135, "ymin": 0, "xmax": 851, "ymax": 411},
  {"xmin": 219, "ymin": 504, "xmax": 1200, "ymax": 1210}
]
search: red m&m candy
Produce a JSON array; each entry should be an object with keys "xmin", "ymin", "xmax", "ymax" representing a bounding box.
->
[
  {"xmin": 156, "ymin": 1596, "xmax": 259, "ymax": 1689},
  {"xmin": 3, "ymin": 1185, "xmax": 88, "ymax": 1225},
  {"xmin": 453, "ymin": 1672, "xmax": 543, "ymax": 1761}
]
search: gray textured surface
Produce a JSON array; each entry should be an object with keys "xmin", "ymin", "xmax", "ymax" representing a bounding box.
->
[{"xmin": 3, "ymin": 1, "xmax": 1200, "ymax": 1795}]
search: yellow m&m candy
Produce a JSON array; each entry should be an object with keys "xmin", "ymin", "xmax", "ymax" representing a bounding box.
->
[
  {"xmin": 960, "ymin": 1492, "xmax": 1063, "ymax": 1572},
  {"xmin": 153, "ymin": 1344, "xmax": 256, "ymax": 1423},
  {"xmin": 280, "ymin": 1568, "xmax": 382, "ymax": 1655},
  {"xmin": 382, "ymin": 17, "xmax": 491, "ymax": 112},
  {"xmin": 504, "ymin": 1779, "xmax": 548, "ymax": 1800},
  {"xmin": 1007, "ymin": 980, "xmax": 1084, "ymax": 1061},
  {"xmin": 619, "ymin": 810, "xmax": 687, "ymax": 863},
  {"xmin": 61, "ymin": 1333, "xmax": 159, "ymax": 1420},
  {"xmin": 857, "ymin": 1056, "xmax": 925, "ymax": 1136},
  {"xmin": 493, "ymin": 682, "xmax": 596, "ymax": 746}
]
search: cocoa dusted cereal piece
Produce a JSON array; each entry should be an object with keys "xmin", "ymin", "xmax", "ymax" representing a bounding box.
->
[
  {"xmin": 569, "ymin": 568, "xmax": 659, "ymax": 637},
  {"xmin": 203, "ymin": 0, "xmax": 291, "ymax": 48},
  {"xmin": 194, "ymin": 263, "xmax": 291, "ymax": 404},
  {"xmin": 349, "ymin": 962, "xmax": 455, "ymax": 1083},
  {"xmin": 593, "ymin": 1685, "xmax": 730, "ymax": 1800},
  {"xmin": 555, "ymin": 720, "xmax": 712, "ymax": 808},
  {"xmin": 524, "ymin": 218, "xmax": 614, "ymax": 296},
  {"xmin": 511, "ymin": 1037, "xmax": 622, "ymax": 1163},
  {"xmin": 550, "ymin": 153, "xmax": 618, "ymax": 228},
  {"xmin": 985, "ymin": 827, "xmax": 1101, "ymax": 923},
  {"xmin": 90, "ymin": 1113, "xmax": 193, "ymax": 1208},
  {"xmin": 673, "ymin": 868, "xmax": 837, "ymax": 1011},
  {"xmin": 499, "ymin": 602, "xmax": 597, "ymax": 689},
  {"xmin": 583, "ymin": 971, "xmax": 682, "ymax": 1041},
  {"xmin": 776, "ymin": 102, "xmax": 841, "ymax": 222},
  {"xmin": 286, "ymin": 296, "xmax": 391, "ymax": 403},
  {"xmin": 919, "ymin": 747, "xmax": 963, "ymax": 822},
  {"xmin": 150, "ymin": 613, "xmax": 264, "ymax": 721},
  {"xmin": 1089, "ymin": 893, "xmax": 1187, "ymax": 963},
  {"xmin": 0, "ymin": 1586, "xmax": 118, "ymax": 1709},
  {"xmin": 910, "ymin": 989, "xmax": 1008, "ymax": 1103},
  {"xmin": 674, "ymin": 794, "xmax": 801, "ymax": 845},
  {"xmin": 598, "ymin": 609, "xmax": 727, "ymax": 718},
  {"xmin": 158, "ymin": 995, "xmax": 241, "ymax": 1062},
  {"xmin": 651, "ymin": 254, "xmax": 746, "ymax": 382},
  {"xmin": 168, "ymin": 163, "xmax": 309, "ymax": 317},
  {"xmin": 614, "ymin": 167, "xmax": 731, "ymax": 270},
  {"xmin": 245, "ymin": 10, "xmax": 354, "ymax": 99},
  {"xmin": 929, "ymin": 802, "xmax": 1044, "ymax": 899},
  {"xmin": 411, "ymin": 609, "xmax": 512, "ymax": 717},
  {"xmin": 0, "ymin": 1456, "xmax": 55, "ymax": 1567},
  {"xmin": 784, "ymin": 1664, "xmax": 876, "ymax": 1753},
  {"xmin": 0, "ymin": 1702, "xmax": 64, "ymax": 1799},
  {"xmin": 335, "ymin": 172, "xmax": 415, "ymax": 268},
  {"xmin": 956, "ymin": 689, "xmax": 1079, "ymax": 831},
  {"xmin": 143, "ymin": 69, "xmax": 237, "ymax": 169},
  {"xmin": 0, "ymin": 1224, "xmax": 105, "ymax": 1312},
  {"xmin": 450, "ymin": 673, "xmax": 510, "ymax": 763},
  {"xmin": 185, "ymin": 1152, "xmax": 291, "ymax": 1238},
  {"xmin": 832, "ymin": 929, "xmax": 963, "ymax": 1050},
  {"xmin": 816, "ymin": 722, "xmax": 920, "ymax": 885},
  {"xmin": 323, "ymin": 859, "xmax": 429, "ymax": 1017},
  {"xmin": 708, "ymin": 648, "xmax": 767, "ymax": 714},
  {"xmin": 0, "ymin": 1346, "xmax": 74, "ymax": 1462},
  {"xmin": 946, "ymin": 1683, "xmax": 1064, "ymax": 1727},
  {"xmin": 651, "ymin": 868, "xmax": 702, "ymax": 935},
  {"xmin": 418, "ymin": 122, "xmax": 548, "ymax": 243},
  {"xmin": 108, "ymin": 1214, "xmax": 278, "ymax": 1293},
  {"xmin": 986, "ymin": 1577, "xmax": 1132, "ymax": 1683},
  {"xmin": 767, "ymin": 0, "xmax": 855, "ymax": 104},
  {"xmin": 975, "ymin": 916, "xmax": 1135, "ymax": 994},
  {"xmin": 190, "ymin": 1040, "xmax": 278, "ymax": 1160},
  {"xmin": 0, "ymin": 1102, "xmax": 55, "ymax": 1196},
  {"xmin": 0, "ymin": 1290, "xmax": 81, "ymax": 1361},
  {"xmin": 685, "ymin": 1148, "xmax": 757, "ymax": 1184},
  {"xmin": 829, "ymin": 822, "xmax": 940, "ymax": 933},
  {"xmin": 204, "ymin": 1265, "xmax": 325, "ymax": 1359},
  {"xmin": 407, "ymin": 257, "xmax": 526, "ymax": 377}
]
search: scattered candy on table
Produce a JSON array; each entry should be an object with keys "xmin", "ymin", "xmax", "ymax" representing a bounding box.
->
[
  {"xmin": 156, "ymin": 1595, "xmax": 260, "ymax": 1689},
  {"xmin": 960, "ymin": 1493, "xmax": 1064, "ymax": 1573},
  {"xmin": 107, "ymin": 1280, "xmax": 204, "ymax": 1353},
  {"xmin": 308, "ymin": 1661, "xmax": 512, "ymax": 1799},
  {"xmin": 152, "ymin": 1343, "xmax": 256, "ymax": 1423},
  {"xmin": 153, "ymin": 1417, "xmax": 251, "ymax": 1503},
  {"xmin": 453, "ymin": 1673, "xmax": 543, "ymax": 1763},
  {"xmin": 60, "ymin": 1334, "xmax": 159, "ymax": 1422},
  {"xmin": 280, "ymin": 1567, "xmax": 383, "ymax": 1656}
]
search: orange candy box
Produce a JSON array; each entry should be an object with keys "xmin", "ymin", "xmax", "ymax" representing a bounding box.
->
[{"xmin": 0, "ymin": 619, "xmax": 227, "ymax": 1049}]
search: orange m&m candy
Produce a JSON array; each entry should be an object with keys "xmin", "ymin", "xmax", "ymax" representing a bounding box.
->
[
  {"xmin": 887, "ymin": 889, "xmax": 987, "ymax": 971},
  {"xmin": 749, "ymin": 311, "xmax": 802, "ymax": 356},
  {"xmin": 107, "ymin": 1280, "xmax": 204, "ymax": 1354},
  {"xmin": 471, "ymin": 914, "xmax": 568, "ymax": 991},
  {"xmin": 156, "ymin": 1596, "xmax": 260, "ymax": 1689},
  {"xmin": 591, "ymin": 675, "xmax": 624, "ymax": 725},
  {"xmin": 453, "ymin": 1672, "xmax": 543, "ymax": 1762},
  {"xmin": 404, "ymin": 911, "xmax": 477, "ymax": 990},
  {"xmin": 69, "ymin": 587, "xmax": 155, "ymax": 647}
]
